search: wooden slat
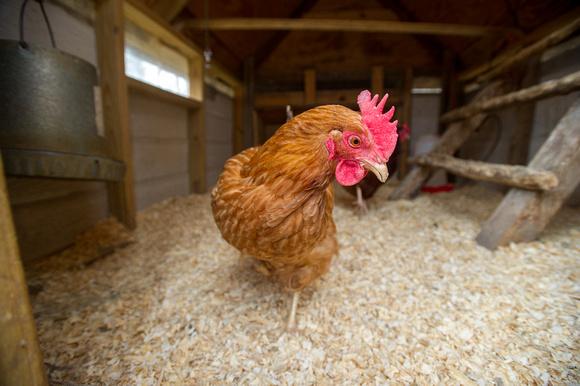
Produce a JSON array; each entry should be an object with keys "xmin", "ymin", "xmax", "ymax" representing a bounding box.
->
[
  {"xmin": 399, "ymin": 67, "xmax": 413, "ymax": 179},
  {"xmin": 0, "ymin": 158, "xmax": 47, "ymax": 386},
  {"xmin": 441, "ymin": 71, "xmax": 580, "ymax": 124},
  {"xmin": 178, "ymin": 18, "xmax": 517, "ymax": 37},
  {"xmin": 233, "ymin": 85, "xmax": 244, "ymax": 154},
  {"xmin": 256, "ymin": 89, "xmax": 400, "ymax": 108},
  {"xmin": 243, "ymin": 58, "xmax": 255, "ymax": 148},
  {"xmin": 476, "ymin": 99, "xmax": 580, "ymax": 249},
  {"xmin": 96, "ymin": 0, "xmax": 137, "ymax": 229},
  {"xmin": 411, "ymin": 154, "xmax": 558, "ymax": 191},
  {"xmin": 389, "ymin": 82, "xmax": 503, "ymax": 200},
  {"xmin": 304, "ymin": 69, "xmax": 316, "ymax": 105},
  {"xmin": 127, "ymin": 77, "xmax": 201, "ymax": 108},
  {"xmin": 459, "ymin": 11, "xmax": 580, "ymax": 83}
]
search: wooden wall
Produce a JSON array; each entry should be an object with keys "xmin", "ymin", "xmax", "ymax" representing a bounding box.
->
[
  {"xmin": 129, "ymin": 91, "xmax": 190, "ymax": 210},
  {"xmin": 204, "ymin": 84, "xmax": 234, "ymax": 188}
]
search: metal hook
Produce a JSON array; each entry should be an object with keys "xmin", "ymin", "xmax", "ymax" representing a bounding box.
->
[{"xmin": 19, "ymin": 0, "xmax": 57, "ymax": 49}]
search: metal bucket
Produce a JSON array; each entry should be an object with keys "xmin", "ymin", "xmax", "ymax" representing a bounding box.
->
[{"xmin": 0, "ymin": 1, "xmax": 124, "ymax": 181}]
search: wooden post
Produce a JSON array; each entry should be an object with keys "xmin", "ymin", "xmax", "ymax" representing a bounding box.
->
[
  {"xmin": 96, "ymin": 0, "xmax": 137, "ymax": 229},
  {"xmin": 371, "ymin": 65, "xmax": 384, "ymax": 95},
  {"xmin": 476, "ymin": 99, "xmax": 580, "ymax": 249},
  {"xmin": 233, "ymin": 85, "xmax": 244, "ymax": 154},
  {"xmin": 509, "ymin": 59, "xmax": 539, "ymax": 165},
  {"xmin": 0, "ymin": 158, "xmax": 47, "ymax": 386},
  {"xmin": 188, "ymin": 102, "xmax": 207, "ymax": 193},
  {"xmin": 389, "ymin": 82, "xmax": 503, "ymax": 200},
  {"xmin": 399, "ymin": 67, "xmax": 413, "ymax": 179},
  {"xmin": 243, "ymin": 58, "xmax": 255, "ymax": 148},
  {"xmin": 304, "ymin": 69, "xmax": 316, "ymax": 105}
]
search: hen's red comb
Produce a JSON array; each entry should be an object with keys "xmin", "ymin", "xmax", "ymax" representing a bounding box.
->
[{"xmin": 357, "ymin": 90, "xmax": 398, "ymax": 160}]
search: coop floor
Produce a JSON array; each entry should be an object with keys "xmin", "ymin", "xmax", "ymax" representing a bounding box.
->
[{"xmin": 27, "ymin": 185, "xmax": 579, "ymax": 385}]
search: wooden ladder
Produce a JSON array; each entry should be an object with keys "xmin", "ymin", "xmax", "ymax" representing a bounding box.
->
[{"xmin": 389, "ymin": 72, "xmax": 580, "ymax": 250}]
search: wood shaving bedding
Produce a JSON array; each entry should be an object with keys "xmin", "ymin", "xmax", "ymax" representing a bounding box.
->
[{"xmin": 27, "ymin": 185, "xmax": 579, "ymax": 385}]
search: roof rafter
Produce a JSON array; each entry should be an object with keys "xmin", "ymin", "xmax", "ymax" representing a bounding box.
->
[
  {"xmin": 253, "ymin": 0, "xmax": 320, "ymax": 69},
  {"xmin": 176, "ymin": 18, "xmax": 519, "ymax": 37}
]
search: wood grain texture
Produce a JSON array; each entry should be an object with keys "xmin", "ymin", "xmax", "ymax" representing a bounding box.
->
[
  {"xmin": 304, "ymin": 69, "xmax": 316, "ymax": 105},
  {"xmin": 476, "ymin": 99, "xmax": 580, "ymax": 249},
  {"xmin": 411, "ymin": 154, "xmax": 558, "ymax": 191},
  {"xmin": 179, "ymin": 18, "xmax": 517, "ymax": 37},
  {"xmin": 96, "ymin": 0, "xmax": 137, "ymax": 229},
  {"xmin": 0, "ymin": 158, "xmax": 47, "ymax": 386}
]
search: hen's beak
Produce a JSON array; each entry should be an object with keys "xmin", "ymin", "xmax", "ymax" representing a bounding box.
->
[{"xmin": 362, "ymin": 160, "xmax": 389, "ymax": 183}]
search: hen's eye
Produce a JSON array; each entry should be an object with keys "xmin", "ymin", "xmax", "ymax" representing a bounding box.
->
[{"xmin": 348, "ymin": 136, "xmax": 361, "ymax": 148}]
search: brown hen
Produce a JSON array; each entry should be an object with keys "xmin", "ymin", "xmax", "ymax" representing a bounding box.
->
[{"xmin": 211, "ymin": 91, "xmax": 398, "ymax": 329}]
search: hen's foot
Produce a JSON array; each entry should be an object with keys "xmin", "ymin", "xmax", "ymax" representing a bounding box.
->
[
  {"xmin": 286, "ymin": 292, "xmax": 300, "ymax": 331},
  {"xmin": 352, "ymin": 185, "xmax": 368, "ymax": 215}
]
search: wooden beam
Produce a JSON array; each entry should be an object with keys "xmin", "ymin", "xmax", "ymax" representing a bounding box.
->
[
  {"xmin": 149, "ymin": 0, "xmax": 190, "ymax": 22},
  {"xmin": 476, "ymin": 99, "xmax": 580, "ymax": 249},
  {"xmin": 441, "ymin": 71, "xmax": 580, "ymax": 124},
  {"xmin": 254, "ymin": 0, "xmax": 320, "ymax": 69},
  {"xmin": 371, "ymin": 66, "xmax": 384, "ymax": 95},
  {"xmin": 0, "ymin": 157, "xmax": 47, "ymax": 386},
  {"xmin": 127, "ymin": 77, "xmax": 201, "ymax": 108},
  {"xmin": 411, "ymin": 154, "xmax": 558, "ymax": 191},
  {"xmin": 96, "ymin": 0, "xmax": 137, "ymax": 229},
  {"xmin": 178, "ymin": 18, "xmax": 517, "ymax": 37},
  {"xmin": 376, "ymin": 0, "xmax": 444, "ymax": 63},
  {"xmin": 459, "ymin": 11, "xmax": 580, "ymax": 83},
  {"xmin": 389, "ymin": 82, "xmax": 503, "ymax": 200},
  {"xmin": 243, "ymin": 58, "xmax": 255, "ymax": 148},
  {"xmin": 399, "ymin": 67, "xmax": 413, "ymax": 179},
  {"xmin": 233, "ymin": 85, "xmax": 244, "ymax": 154},
  {"xmin": 188, "ymin": 52, "xmax": 206, "ymax": 193},
  {"xmin": 256, "ymin": 89, "xmax": 400, "ymax": 109},
  {"xmin": 304, "ymin": 69, "xmax": 316, "ymax": 105}
]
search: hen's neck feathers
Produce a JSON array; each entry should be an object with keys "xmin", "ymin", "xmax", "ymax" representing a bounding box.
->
[{"xmin": 244, "ymin": 105, "xmax": 361, "ymax": 193}]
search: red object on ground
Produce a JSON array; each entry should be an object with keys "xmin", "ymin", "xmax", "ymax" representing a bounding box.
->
[{"xmin": 421, "ymin": 184, "xmax": 455, "ymax": 194}]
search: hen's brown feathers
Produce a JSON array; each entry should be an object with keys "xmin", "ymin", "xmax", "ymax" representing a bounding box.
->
[{"xmin": 211, "ymin": 105, "xmax": 355, "ymax": 290}]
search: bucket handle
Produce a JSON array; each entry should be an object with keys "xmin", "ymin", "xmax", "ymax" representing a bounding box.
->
[{"xmin": 19, "ymin": 0, "xmax": 57, "ymax": 49}]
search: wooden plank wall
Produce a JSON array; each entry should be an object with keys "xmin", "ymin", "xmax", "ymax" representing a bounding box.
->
[
  {"xmin": 128, "ymin": 91, "xmax": 191, "ymax": 209},
  {"xmin": 205, "ymin": 84, "xmax": 235, "ymax": 188}
]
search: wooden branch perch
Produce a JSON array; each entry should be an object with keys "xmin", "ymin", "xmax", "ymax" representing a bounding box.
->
[
  {"xmin": 441, "ymin": 71, "xmax": 580, "ymax": 123},
  {"xmin": 177, "ymin": 18, "xmax": 517, "ymax": 37},
  {"xmin": 411, "ymin": 154, "xmax": 559, "ymax": 191}
]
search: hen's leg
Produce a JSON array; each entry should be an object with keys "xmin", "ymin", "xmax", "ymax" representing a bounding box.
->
[
  {"xmin": 287, "ymin": 291, "xmax": 300, "ymax": 331},
  {"xmin": 354, "ymin": 185, "xmax": 368, "ymax": 214}
]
